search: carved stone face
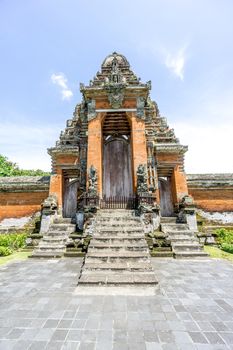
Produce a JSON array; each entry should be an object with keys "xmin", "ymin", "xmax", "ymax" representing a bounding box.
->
[{"xmin": 108, "ymin": 90, "xmax": 124, "ymax": 109}]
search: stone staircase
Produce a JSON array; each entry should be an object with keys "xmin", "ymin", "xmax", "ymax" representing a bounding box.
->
[
  {"xmin": 31, "ymin": 217, "xmax": 76, "ymax": 258},
  {"xmin": 161, "ymin": 217, "xmax": 208, "ymax": 258},
  {"xmin": 78, "ymin": 209, "xmax": 157, "ymax": 286}
]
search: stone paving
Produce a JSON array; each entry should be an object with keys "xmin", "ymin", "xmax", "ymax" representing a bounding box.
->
[{"xmin": 0, "ymin": 257, "xmax": 233, "ymax": 350}]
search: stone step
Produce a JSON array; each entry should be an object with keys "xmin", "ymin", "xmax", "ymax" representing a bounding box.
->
[
  {"xmin": 174, "ymin": 251, "xmax": 209, "ymax": 258},
  {"xmin": 97, "ymin": 215, "xmax": 137, "ymax": 219},
  {"xmin": 160, "ymin": 217, "xmax": 177, "ymax": 223},
  {"xmin": 53, "ymin": 217, "xmax": 72, "ymax": 224},
  {"xmin": 161, "ymin": 224, "xmax": 189, "ymax": 231},
  {"xmin": 89, "ymin": 242, "xmax": 147, "ymax": 248},
  {"xmin": 78, "ymin": 272, "xmax": 157, "ymax": 285},
  {"xmin": 84, "ymin": 262, "xmax": 153, "ymax": 271},
  {"xmin": 166, "ymin": 230, "xmax": 194, "ymax": 236},
  {"xmin": 93, "ymin": 232, "xmax": 144, "ymax": 238},
  {"xmin": 169, "ymin": 236, "xmax": 199, "ymax": 245},
  {"xmin": 96, "ymin": 217, "xmax": 140, "ymax": 221},
  {"xmin": 86, "ymin": 257, "xmax": 150, "ymax": 263},
  {"xmin": 96, "ymin": 215, "xmax": 138, "ymax": 220},
  {"xmin": 85, "ymin": 256, "xmax": 150, "ymax": 263},
  {"xmin": 46, "ymin": 231, "xmax": 69, "ymax": 237},
  {"xmin": 172, "ymin": 243, "xmax": 202, "ymax": 251},
  {"xmin": 64, "ymin": 251, "xmax": 85, "ymax": 257},
  {"xmin": 150, "ymin": 251, "xmax": 174, "ymax": 258},
  {"xmin": 98, "ymin": 209, "xmax": 135, "ymax": 216},
  {"xmin": 88, "ymin": 246, "xmax": 148, "ymax": 252},
  {"xmin": 97, "ymin": 227, "xmax": 142, "ymax": 233},
  {"xmin": 87, "ymin": 251, "xmax": 148, "ymax": 258},
  {"xmin": 43, "ymin": 236, "xmax": 67, "ymax": 243},
  {"xmin": 91, "ymin": 237, "xmax": 145, "ymax": 244},
  {"xmin": 37, "ymin": 244, "xmax": 65, "ymax": 250},
  {"xmin": 95, "ymin": 223, "xmax": 142, "ymax": 229},
  {"xmin": 76, "ymin": 208, "xmax": 157, "ymax": 286},
  {"xmin": 30, "ymin": 251, "xmax": 64, "ymax": 258},
  {"xmin": 49, "ymin": 224, "xmax": 76, "ymax": 231}
]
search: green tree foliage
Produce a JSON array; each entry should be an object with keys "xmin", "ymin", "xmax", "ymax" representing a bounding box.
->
[{"xmin": 0, "ymin": 154, "xmax": 50, "ymax": 177}]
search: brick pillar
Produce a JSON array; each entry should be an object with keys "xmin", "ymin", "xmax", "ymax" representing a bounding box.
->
[
  {"xmin": 171, "ymin": 165, "xmax": 188, "ymax": 203},
  {"xmin": 129, "ymin": 113, "xmax": 148, "ymax": 191},
  {"xmin": 86, "ymin": 113, "xmax": 103, "ymax": 196},
  {"xmin": 49, "ymin": 170, "xmax": 63, "ymax": 208}
]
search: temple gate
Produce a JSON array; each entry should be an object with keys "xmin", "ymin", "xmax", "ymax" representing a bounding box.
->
[
  {"xmin": 31, "ymin": 51, "xmax": 210, "ymax": 263},
  {"xmin": 47, "ymin": 52, "xmax": 191, "ymax": 218}
]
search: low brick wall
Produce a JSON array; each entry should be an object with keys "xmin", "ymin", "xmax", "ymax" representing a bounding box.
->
[
  {"xmin": 0, "ymin": 176, "xmax": 50, "ymax": 220},
  {"xmin": 1, "ymin": 174, "xmax": 233, "ymax": 221},
  {"xmin": 187, "ymin": 174, "xmax": 233, "ymax": 212}
]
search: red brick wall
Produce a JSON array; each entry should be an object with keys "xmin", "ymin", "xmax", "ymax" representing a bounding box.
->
[
  {"xmin": 188, "ymin": 188, "xmax": 233, "ymax": 212},
  {"xmin": 0, "ymin": 191, "xmax": 48, "ymax": 220},
  {"xmin": 86, "ymin": 113, "xmax": 103, "ymax": 195},
  {"xmin": 49, "ymin": 173, "xmax": 63, "ymax": 207},
  {"xmin": 171, "ymin": 166, "xmax": 189, "ymax": 203},
  {"xmin": 129, "ymin": 113, "xmax": 148, "ymax": 190}
]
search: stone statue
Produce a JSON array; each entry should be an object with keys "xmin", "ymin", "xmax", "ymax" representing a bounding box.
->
[
  {"xmin": 112, "ymin": 57, "xmax": 119, "ymax": 73},
  {"xmin": 79, "ymin": 83, "xmax": 85, "ymax": 92},
  {"xmin": 88, "ymin": 165, "xmax": 97, "ymax": 195},
  {"xmin": 137, "ymin": 164, "xmax": 148, "ymax": 193},
  {"xmin": 136, "ymin": 96, "xmax": 145, "ymax": 119},
  {"xmin": 41, "ymin": 195, "xmax": 58, "ymax": 216},
  {"xmin": 87, "ymin": 99, "xmax": 96, "ymax": 121}
]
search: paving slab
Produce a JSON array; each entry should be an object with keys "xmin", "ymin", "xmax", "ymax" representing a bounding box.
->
[{"xmin": 0, "ymin": 257, "xmax": 233, "ymax": 349}]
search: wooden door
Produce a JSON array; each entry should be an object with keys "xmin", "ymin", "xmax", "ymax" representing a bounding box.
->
[
  {"xmin": 158, "ymin": 177, "xmax": 174, "ymax": 216},
  {"xmin": 63, "ymin": 179, "xmax": 78, "ymax": 218},
  {"xmin": 103, "ymin": 138, "xmax": 133, "ymax": 198}
]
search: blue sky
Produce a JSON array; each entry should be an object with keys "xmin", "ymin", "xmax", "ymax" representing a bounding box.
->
[{"xmin": 0, "ymin": 0, "xmax": 232, "ymax": 173}]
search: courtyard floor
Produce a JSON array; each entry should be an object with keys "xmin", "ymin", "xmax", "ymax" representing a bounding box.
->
[{"xmin": 0, "ymin": 257, "xmax": 233, "ymax": 350}]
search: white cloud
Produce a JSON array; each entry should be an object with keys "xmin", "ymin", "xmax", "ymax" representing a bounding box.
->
[
  {"xmin": 137, "ymin": 43, "xmax": 187, "ymax": 81},
  {"xmin": 0, "ymin": 122, "xmax": 62, "ymax": 171},
  {"xmin": 172, "ymin": 121, "xmax": 233, "ymax": 173},
  {"xmin": 51, "ymin": 73, "xmax": 67, "ymax": 89},
  {"xmin": 61, "ymin": 89, "xmax": 73, "ymax": 100},
  {"xmin": 51, "ymin": 73, "xmax": 73, "ymax": 100},
  {"xmin": 165, "ymin": 48, "xmax": 186, "ymax": 80}
]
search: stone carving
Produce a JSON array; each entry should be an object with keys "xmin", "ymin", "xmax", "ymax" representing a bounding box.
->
[
  {"xmin": 180, "ymin": 195, "xmax": 195, "ymax": 207},
  {"xmin": 146, "ymin": 80, "xmax": 152, "ymax": 90},
  {"xmin": 138, "ymin": 203, "xmax": 159, "ymax": 214},
  {"xmin": 80, "ymin": 159, "xmax": 87, "ymax": 189},
  {"xmin": 41, "ymin": 195, "xmax": 58, "ymax": 216},
  {"xmin": 87, "ymin": 165, "xmax": 98, "ymax": 195},
  {"xmin": 137, "ymin": 164, "xmax": 148, "ymax": 193},
  {"xmin": 107, "ymin": 87, "xmax": 124, "ymax": 108},
  {"xmin": 87, "ymin": 99, "xmax": 96, "ymax": 121},
  {"xmin": 136, "ymin": 96, "xmax": 145, "ymax": 119},
  {"xmin": 176, "ymin": 194, "xmax": 196, "ymax": 225},
  {"xmin": 79, "ymin": 83, "xmax": 85, "ymax": 92},
  {"xmin": 109, "ymin": 57, "xmax": 122, "ymax": 84},
  {"xmin": 112, "ymin": 57, "xmax": 118, "ymax": 73}
]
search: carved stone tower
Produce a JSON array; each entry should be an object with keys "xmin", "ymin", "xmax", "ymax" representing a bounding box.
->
[{"xmin": 48, "ymin": 52, "xmax": 190, "ymax": 218}]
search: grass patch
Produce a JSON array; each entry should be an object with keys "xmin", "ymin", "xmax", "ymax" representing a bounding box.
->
[
  {"xmin": 204, "ymin": 246, "xmax": 233, "ymax": 262},
  {"xmin": 0, "ymin": 251, "xmax": 30, "ymax": 266}
]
